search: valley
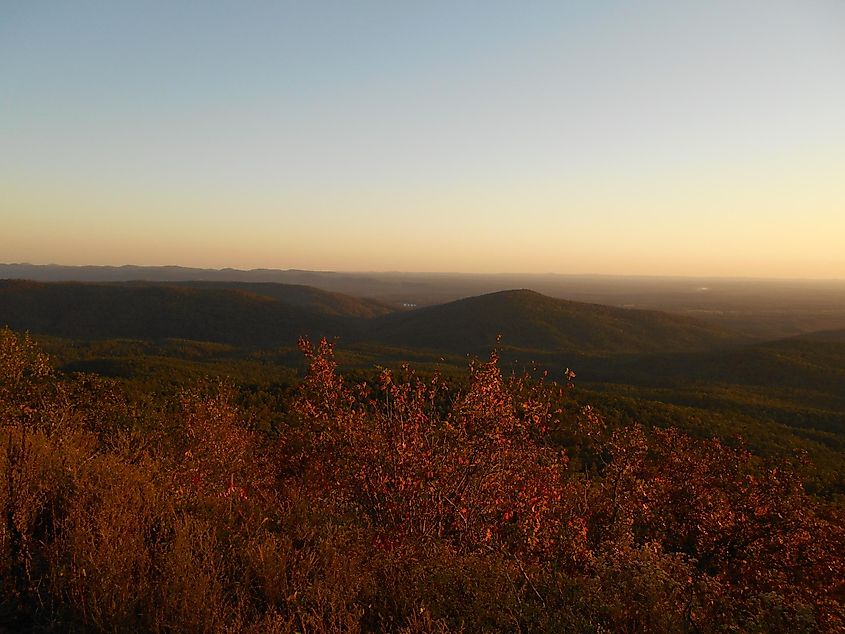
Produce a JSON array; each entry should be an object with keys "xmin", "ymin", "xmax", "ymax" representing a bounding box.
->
[{"xmin": 3, "ymin": 274, "xmax": 844, "ymax": 499}]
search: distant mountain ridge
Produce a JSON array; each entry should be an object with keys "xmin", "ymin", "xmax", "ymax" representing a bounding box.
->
[
  {"xmin": 0, "ymin": 280, "xmax": 742, "ymax": 357},
  {"xmin": 6, "ymin": 263, "xmax": 845, "ymax": 341},
  {"xmin": 0, "ymin": 280, "xmax": 350, "ymax": 347},
  {"xmin": 1, "ymin": 263, "xmax": 315, "ymax": 282},
  {"xmin": 129, "ymin": 280, "xmax": 396, "ymax": 319}
]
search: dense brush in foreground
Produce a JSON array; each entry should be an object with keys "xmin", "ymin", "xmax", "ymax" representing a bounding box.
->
[{"xmin": 1, "ymin": 327, "xmax": 843, "ymax": 632}]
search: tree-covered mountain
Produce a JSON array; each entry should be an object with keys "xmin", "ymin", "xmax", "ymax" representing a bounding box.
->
[
  {"xmin": 132, "ymin": 280, "xmax": 397, "ymax": 318},
  {"xmin": 0, "ymin": 280, "xmax": 350, "ymax": 346},
  {"xmin": 1, "ymin": 282, "xmax": 743, "ymax": 356},
  {"xmin": 6, "ymin": 264, "xmax": 845, "ymax": 340},
  {"xmin": 3, "ymin": 279, "xmax": 845, "ymax": 498},
  {"xmin": 371, "ymin": 289, "xmax": 742, "ymax": 354}
]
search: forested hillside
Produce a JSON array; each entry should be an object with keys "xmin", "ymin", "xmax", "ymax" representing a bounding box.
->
[
  {"xmin": 0, "ymin": 280, "xmax": 350, "ymax": 345},
  {"xmin": 3, "ymin": 280, "xmax": 845, "ymax": 498},
  {"xmin": 372, "ymin": 289, "xmax": 740, "ymax": 354},
  {"xmin": 0, "ymin": 281, "xmax": 740, "ymax": 354},
  {"xmin": 1, "ymin": 328, "xmax": 843, "ymax": 632}
]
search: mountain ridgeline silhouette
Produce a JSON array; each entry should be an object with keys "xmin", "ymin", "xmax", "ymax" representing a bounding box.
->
[
  {"xmin": 0, "ymin": 280, "xmax": 742, "ymax": 356},
  {"xmin": 6, "ymin": 263, "xmax": 845, "ymax": 340},
  {"xmin": 372, "ymin": 289, "xmax": 740, "ymax": 354}
]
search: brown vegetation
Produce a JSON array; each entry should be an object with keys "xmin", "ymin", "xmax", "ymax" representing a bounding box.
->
[{"xmin": 1, "ymin": 327, "xmax": 843, "ymax": 632}]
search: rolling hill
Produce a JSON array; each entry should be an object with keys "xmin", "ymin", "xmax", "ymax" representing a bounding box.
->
[
  {"xmin": 370, "ymin": 289, "xmax": 743, "ymax": 355},
  {"xmin": 1, "ymin": 282, "xmax": 745, "ymax": 357}
]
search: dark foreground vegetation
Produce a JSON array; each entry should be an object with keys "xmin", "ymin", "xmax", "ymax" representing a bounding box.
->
[{"xmin": 2, "ymin": 327, "xmax": 843, "ymax": 632}]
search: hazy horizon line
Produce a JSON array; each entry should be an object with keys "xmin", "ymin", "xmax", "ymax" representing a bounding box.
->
[{"xmin": 4, "ymin": 261, "xmax": 845, "ymax": 283}]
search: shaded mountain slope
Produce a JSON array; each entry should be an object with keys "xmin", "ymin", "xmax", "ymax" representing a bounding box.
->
[
  {"xmin": 0, "ymin": 280, "xmax": 351, "ymax": 346},
  {"xmin": 370, "ymin": 289, "xmax": 742, "ymax": 355},
  {"xmin": 790, "ymin": 329, "xmax": 845, "ymax": 343},
  {"xmin": 136, "ymin": 281, "xmax": 397, "ymax": 318},
  {"xmin": 1, "ymin": 283, "xmax": 744, "ymax": 357},
  {"xmin": 569, "ymin": 336, "xmax": 845, "ymax": 396}
]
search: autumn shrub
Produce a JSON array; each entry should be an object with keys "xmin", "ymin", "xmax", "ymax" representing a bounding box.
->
[
  {"xmin": 290, "ymin": 338, "xmax": 578, "ymax": 561},
  {"xmin": 578, "ymin": 425, "xmax": 845, "ymax": 630},
  {"xmin": 1, "ymin": 327, "xmax": 843, "ymax": 632}
]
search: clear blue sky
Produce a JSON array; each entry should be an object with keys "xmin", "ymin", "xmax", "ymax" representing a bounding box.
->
[{"xmin": 2, "ymin": 1, "xmax": 844, "ymax": 277}]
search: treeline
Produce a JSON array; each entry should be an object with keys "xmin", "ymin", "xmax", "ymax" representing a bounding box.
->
[{"xmin": 1, "ymin": 327, "xmax": 843, "ymax": 632}]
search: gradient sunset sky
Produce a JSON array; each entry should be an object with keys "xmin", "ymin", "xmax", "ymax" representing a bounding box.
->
[{"xmin": 2, "ymin": 1, "xmax": 844, "ymax": 278}]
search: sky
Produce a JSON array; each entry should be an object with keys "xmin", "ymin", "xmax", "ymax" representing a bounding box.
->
[{"xmin": 2, "ymin": 1, "xmax": 844, "ymax": 278}]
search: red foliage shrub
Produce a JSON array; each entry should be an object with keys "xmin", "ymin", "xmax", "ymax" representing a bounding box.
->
[
  {"xmin": 291, "ymin": 339, "xmax": 583, "ymax": 562},
  {"xmin": 291, "ymin": 337, "xmax": 845, "ymax": 631},
  {"xmin": 0, "ymin": 328, "xmax": 842, "ymax": 632},
  {"xmin": 582, "ymin": 425, "xmax": 845, "ymax": 629}
]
